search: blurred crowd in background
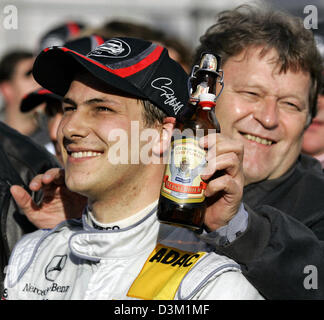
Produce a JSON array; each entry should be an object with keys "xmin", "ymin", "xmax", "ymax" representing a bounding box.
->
[{"xmin": 0, "ymin": 0, "xmax": 323, "ymax": 166}]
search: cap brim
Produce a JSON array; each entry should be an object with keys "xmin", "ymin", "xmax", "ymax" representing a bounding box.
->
[
  {"xmin": 21, "ymin": 90, "xmax": 62, "ymax": 112},
  {"xmin": 33, "ymin": 47, "xmax": 146, "ymax": 99}
]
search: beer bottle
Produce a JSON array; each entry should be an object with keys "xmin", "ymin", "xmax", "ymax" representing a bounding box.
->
[{"xmin": 157, "ymin": 53, "xmax": 223, "ymax": 232}]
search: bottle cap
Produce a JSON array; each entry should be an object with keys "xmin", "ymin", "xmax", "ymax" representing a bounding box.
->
[
  {"xmin": 199, "ymin": 93, "xmax": 216, "ymax": 102},
  {"xmin": 198, "ymin": 93, "xmax": 216, "ymax": 108}
]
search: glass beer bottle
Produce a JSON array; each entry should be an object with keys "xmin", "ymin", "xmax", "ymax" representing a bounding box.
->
[{"xmin": 157, "ymin": 53, "xmax": 223, "ymax": 232}]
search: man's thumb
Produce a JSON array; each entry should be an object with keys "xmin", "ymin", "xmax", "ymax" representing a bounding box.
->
[{"xmin": 10, "ymin": 185, "xmax": 34, "ymax": 213}]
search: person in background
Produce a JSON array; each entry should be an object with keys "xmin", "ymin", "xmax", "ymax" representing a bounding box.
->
[
  {"xmin": 302, "ymin": 77, "xmax": 324, "ymax": 168},
  {"xmin": 82, "ymin": 19, "xmax": 193, "ymax": 73},
  {"xmin": 20, "ymin": 88, "xmax": 63, "ymax": 163},
  {"xmin": 302, "ymin": 21, "xmax": 324, "ymax": 168},
  {"xmin": 0, "ymin": 50, "xmax": 46, "ymax": 144},
  {"xmin": 36, "ymin": 20, "xmax": 86, "ymax": 54}
]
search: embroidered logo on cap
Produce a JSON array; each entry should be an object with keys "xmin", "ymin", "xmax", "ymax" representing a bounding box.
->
[
  {"xmin": 87, "ymin": 39, "xmax": 131, "ymax": 59},
  {"xmin": 151, "ymin": 77, "xmax": 184, "ymax": 115}
]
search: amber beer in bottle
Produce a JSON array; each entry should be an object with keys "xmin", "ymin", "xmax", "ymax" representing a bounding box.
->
[{"xmin": 157, "ymin": 53, "xmax": 223, "ymax": 231}]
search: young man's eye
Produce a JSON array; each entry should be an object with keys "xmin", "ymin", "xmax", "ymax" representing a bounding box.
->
[{"xmin": 96, "ymin": 106, "xmax": 112, "ymax": 112}]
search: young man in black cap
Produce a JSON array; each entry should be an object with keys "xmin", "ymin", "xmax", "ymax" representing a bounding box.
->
[{"xmin": 3, "ymin": 37, "xmax": 262, "ymax": 300}]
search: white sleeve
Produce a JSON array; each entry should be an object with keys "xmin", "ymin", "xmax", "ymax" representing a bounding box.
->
[{"xmin": 190, "ymin": 271, "xmax": 264, "ymax": 300}]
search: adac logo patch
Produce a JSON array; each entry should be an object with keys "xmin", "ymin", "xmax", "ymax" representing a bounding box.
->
[
  {"xmin": 45, "ymin": 255, "xmax": 67, "ymax": 282},
  {"xmin": 87, "ymin": 39, "xmax": 131, "ymax": 59},
  {"xmin": 127, "ymin": 244, "xmax": 205, "ymax": 300}
]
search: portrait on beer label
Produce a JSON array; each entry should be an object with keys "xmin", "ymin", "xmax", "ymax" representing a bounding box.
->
[{"xmin": 161, "ymin": 138, "xmax": 207, "ymax": 203}]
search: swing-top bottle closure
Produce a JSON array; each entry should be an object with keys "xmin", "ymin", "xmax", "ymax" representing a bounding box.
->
[{"xmin": 198, "ymin": 93, "xmax": 216, "ymax": 110}]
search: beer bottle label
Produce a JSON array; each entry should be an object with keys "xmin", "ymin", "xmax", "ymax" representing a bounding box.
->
[{"xmin": 161, "ymin": 137, "xmax": 207, "ymax": 203}]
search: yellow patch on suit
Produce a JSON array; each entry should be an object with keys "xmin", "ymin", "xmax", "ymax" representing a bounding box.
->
[{"xmin": 127, "ymin": 244, "xmax": 206, "ymax": 300}]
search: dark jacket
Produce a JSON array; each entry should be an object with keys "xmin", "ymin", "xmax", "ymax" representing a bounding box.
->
[
  {"xmin": 218, "ymin": 154, "xmax": 324, "ymax": 299},
  {"xmin": 0, "ymin": 122, "xmax": 59, "ymax": 293}
]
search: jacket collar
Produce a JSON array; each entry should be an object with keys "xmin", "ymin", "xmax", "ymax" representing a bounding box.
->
[{"xmin": 69, "ymin": 206, "xmax": 159, "ymax": 261}]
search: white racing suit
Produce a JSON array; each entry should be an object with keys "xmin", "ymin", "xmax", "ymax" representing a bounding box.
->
[{"xmin": 3, "ymin": 206, "xmax": 263, "ymax": 300}]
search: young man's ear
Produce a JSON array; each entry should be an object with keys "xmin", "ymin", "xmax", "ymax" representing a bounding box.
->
[{"xmin": 152, "ymin": 117, "xmax": 176, "ymax": 156}]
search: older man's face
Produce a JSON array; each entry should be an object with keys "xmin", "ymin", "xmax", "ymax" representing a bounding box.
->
[{"xmin": 215, "ymin": 47, "xmax": 310, "ymax": 185}]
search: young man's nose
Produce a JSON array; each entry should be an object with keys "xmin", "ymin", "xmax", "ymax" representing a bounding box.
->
[{"xmin": 62, "ymin": 109, "xmax": 91, "ymax": 139}]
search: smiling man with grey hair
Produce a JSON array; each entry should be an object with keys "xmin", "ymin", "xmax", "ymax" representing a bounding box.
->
[{"xmin": 194, "ymin": 5, "xmax": 324, "ymax": 299}]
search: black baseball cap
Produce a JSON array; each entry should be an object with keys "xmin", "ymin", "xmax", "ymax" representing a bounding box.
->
[
  {"xmin": 21, "ymin": 88, "xmax": 62, "ymax": 112},
  {"xmin": 22, "ymin": 35, "xmax": 107, "ymax": 113},
  {"xmin": 37, "ymin": 21, "xmax": 86, "ymax": 53},
  {"xmin": 32, "ymin": 37, "xmax": 192, "ymax": 120}
]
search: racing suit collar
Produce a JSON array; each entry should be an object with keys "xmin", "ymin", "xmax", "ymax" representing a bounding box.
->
[
  {"xmin": 69, "ymin": 203, "xmax": 159, "ymax": 261},
  {"xmin": 84, "ymin": 200, "xmax": 158, "ymax": 231}
]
